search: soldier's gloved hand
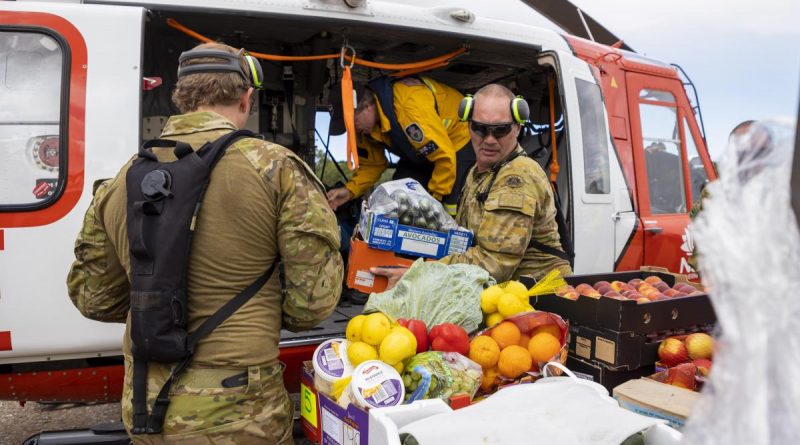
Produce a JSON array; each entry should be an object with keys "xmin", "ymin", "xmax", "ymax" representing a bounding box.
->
[{"xmin": 326, "ymin": 187, "xmax": 353, "ymax": 211}]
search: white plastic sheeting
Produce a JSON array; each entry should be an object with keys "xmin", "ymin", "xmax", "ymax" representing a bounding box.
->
[{"xmin": 684, "ymin": 120, "xmax": 800, "ymax": 444}]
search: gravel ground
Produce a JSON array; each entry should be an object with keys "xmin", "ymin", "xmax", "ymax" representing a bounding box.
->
[
  {"xmin": 0, "ymin": 401, "xmax": 120, "ymax": 445},
  {"xmin": 0, "ymin": 401, "xmax": 314, "ymax": 445}
]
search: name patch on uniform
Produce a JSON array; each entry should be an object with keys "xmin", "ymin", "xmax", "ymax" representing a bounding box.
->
[
  {"xmin": 505, "ymin": 175, "xmax": 523, "ymax": 188},
  {"xmin": 405, "ymin": 123, "xmax": 424, "ymax": 143},
  {"xmin": 497, "ymin": 193, "xmax": 524, "ymax": 210},
  {"xmin": 419, "ymin": 141, "xmax": 439, "ymax": 156}
]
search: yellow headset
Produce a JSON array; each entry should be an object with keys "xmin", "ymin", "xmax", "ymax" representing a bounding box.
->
[
  {"xmin": 177, "ymin": 48, "xmax": 263, "ymax": 90},
  {"xmin": 458, "ymin": 94, "xmax": 530, "ymax": 124}
]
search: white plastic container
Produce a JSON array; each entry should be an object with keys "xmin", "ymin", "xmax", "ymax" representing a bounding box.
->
[
  {"xmin": 312, "ymin": 338, "xmax": 352, "ymax": 396},
  {"xmin": 349, "ymin": 360, "xmax": 405, "ymax": 410}
]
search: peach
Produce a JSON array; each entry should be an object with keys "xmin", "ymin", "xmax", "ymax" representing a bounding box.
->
[
  {"xmin": 636, "ymin": 297, "xmax": 651, "ymax": 304},
  {"xmin": 688, "ymin": 291, "xmax": 705, "ymax": 296},
  {"xmin": 674, "ymin": 283, "xmax": 697, "ymax": 294},
  {"xmin": 628, "ymin": 278, "xmax": 643, "ymax": 287},
  {"xmin": 648, "ymin": 294, "xmax": 670, "ymax": 302},
  {"xmin": 663, "ymin": 289, "xmax": 680, "ymax": 297},
  {"xmin": 658, "ymin": 338, "xmax": 689, "ymax": 367},
  {"xmin": 579, "ymin": 288, "xmax": 601, "ymax": 298},
  {"xmin": 627, "ymin": 292, "xmax": 645, "ymax": 300},
  {"xmin": 644, "ymin": 275, "xmax": 663, "ymax": 285},
  {"xmin": 620, "ymin": 283, "xmax": 637, "ymax": 293},
  {"xmin": 562, "ymin": 291, "xmax": 579, "ymax": 300},
  {"xmin": 604, "ymin": 291, "xmax": 622, "ymax": 298},
  {"xmin": 610, "ymin": 281, "xmax": 627, "ymax": 291},
  {"xmin": 674, "ymin": 292, "xmax": 689, "ymax": 298},
  {"xmin": 593, "ymin": 281, "xmax": 611, "ymax": 291},
  {"xmin": 596, "ymin": 285, "xmax": 612, "ymax": 295},
  {"xmin": 654, "ymin": 282, "xmax": 670, "ymax": 292},
  {"xmin": 575, "ymin": 283, "xmax": 594, "ymax": 294}
]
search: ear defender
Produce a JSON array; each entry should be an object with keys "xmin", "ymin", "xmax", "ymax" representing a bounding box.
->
[
  {"xmin": 458, "ymin": 94, "xmax": 474, "ymax": 122},
  {"xmin": 177, "ymin": 48, "xmax": 263, "ymax": 90},
  {"xmin": 458, "ymin": 94, "xmax": 529, "ymax": 123},
  {"xmin": 510, "ymin": 95, "xmax": 530, "ymax": 124}
]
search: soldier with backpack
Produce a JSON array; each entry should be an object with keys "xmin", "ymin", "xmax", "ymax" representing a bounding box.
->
[{"xmin": 66, "ymin": 42, "xmax": 342, "ymax": 444}]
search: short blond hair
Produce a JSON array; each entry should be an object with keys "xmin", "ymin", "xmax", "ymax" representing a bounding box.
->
[{"xmin": 171, "ymin": 42, "xmax": 250, "ymax": 113}]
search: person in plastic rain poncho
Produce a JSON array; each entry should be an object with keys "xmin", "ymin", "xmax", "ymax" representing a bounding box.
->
[{"xmin": 372, "ymin": 84, "xmax": 572, "ymax": 288}]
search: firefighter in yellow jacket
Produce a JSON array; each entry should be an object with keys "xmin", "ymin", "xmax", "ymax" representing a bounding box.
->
[
  {"xmin": 326, "ymin": 76, "xmax": 474, "ymax": 215},
  {"xmin": 67, "ymin": 42, "xmax": 342, "ymax": 444}
]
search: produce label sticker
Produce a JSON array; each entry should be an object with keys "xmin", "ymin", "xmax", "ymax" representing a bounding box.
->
[
  {"xmin": 595, "ymin": 336, "xmax": 616, "ymax": 365},
  {"xmin": 300, "ymin": 382, "xmax": 318, "ymax": 428},
  {"xmin": 354, "ymin": 270, "xmax": 375, "ymax": 288},
  {"xmin": 576, "ymin": 336, "xmax": 591, "ymax": 360}
]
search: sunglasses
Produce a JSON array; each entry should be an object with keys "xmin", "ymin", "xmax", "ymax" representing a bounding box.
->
[{"xmin": 469, "ymin": 121, "xmax": 516, "ymax": 139}]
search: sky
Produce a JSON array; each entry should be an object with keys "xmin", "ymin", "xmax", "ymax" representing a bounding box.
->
[{"xmin": 316, "ymin": 0, "xmax": 799, "ymax": 162}]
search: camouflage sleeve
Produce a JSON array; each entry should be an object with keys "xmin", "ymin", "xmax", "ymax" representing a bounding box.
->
[
  {"xmin": 66, "ymin": 179, "xmax": 130, "ymax": 322},
  {"xmin": 439, "ymin": 184, "xmax": 536, "ymax": 282},
  {"xmin": 275, "ymin": 155, "xmax": 343, "ymax": 332}
]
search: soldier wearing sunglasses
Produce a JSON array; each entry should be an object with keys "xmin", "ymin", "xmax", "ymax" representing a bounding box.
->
[{"xmin": 372, "ymin": 84, "xmax": 572, "ymax": 286}]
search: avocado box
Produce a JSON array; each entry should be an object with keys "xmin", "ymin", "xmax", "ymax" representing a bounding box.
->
[{"xmin": 360, "ymin": 213, "xmax": 473, "ymax": 259}]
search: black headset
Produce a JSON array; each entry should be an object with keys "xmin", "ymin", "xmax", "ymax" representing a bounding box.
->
[
  {"xmin": 177, "ymin": 48, "xmax": 263, "ymax": 90},
  {"xmin": 457, "ymin": 94, "xmax": 530, "ymax": 124}
]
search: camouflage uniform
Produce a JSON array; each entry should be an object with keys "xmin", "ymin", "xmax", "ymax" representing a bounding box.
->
[
  {"xmin": 439, "ymin": 145, "xmax": 572, "ymax": 282},
  {"xmin": 67, "ymin": 111, "xmax": 343, "ymax": 444},
  {"xmin": 687, "ymin": 184, "xmax": 710, "ymax": 273}
]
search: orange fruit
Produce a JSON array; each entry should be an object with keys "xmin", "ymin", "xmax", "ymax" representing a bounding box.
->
[
  {"xmin": 490, "ymin": 322, "xmax": 521, "ymax": 349},
  {"xmin": 497, "ymin": 345, "xmax": 533, "ymax": 379},
  {"xmin": 518, "ymin": 333, "xmax": 531, "ymax": 348},
  {"xmin": 481, "ymin": 367, "xmax": 500, "ymax": 392},
  {"xmin": 527, "ymin": 332, "xmax": 562, "ymax": 363},
  {"xmin": 531, "ymin": 324, "xmax": 561, "ymax": 340},
  {"xmin": 469, "ymin": 336, "xmax": 501, "ymax": 369}
]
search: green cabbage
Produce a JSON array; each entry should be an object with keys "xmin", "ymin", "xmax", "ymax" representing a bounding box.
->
[{"xmin": 364, "ymin": 259, "xmax": 493, "ymax": 332}]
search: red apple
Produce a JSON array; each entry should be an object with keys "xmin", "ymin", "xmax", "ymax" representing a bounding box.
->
[
  {"xmin": 658, "ymin": 338, "xmax": 689, "ymax": 367},
  {"xmin": 666, "ymin": 363, "xmax": 697, "ymax": 390},
  {"xmin": 693, "ymin": 358, "xmax": 712, "ymax": 377},
  {"xmin": 685, "ymin": 333, "xmax": 714, "ymax": 360}
]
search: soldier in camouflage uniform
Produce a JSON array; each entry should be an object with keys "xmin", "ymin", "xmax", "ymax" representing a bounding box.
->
[
  {"xmin": 372, "ymin": 84, "xmax": 571, "ymax": 285},
  {"xmin": 67, "ymin": 42, "xmax": 342, "ymax": 444}
]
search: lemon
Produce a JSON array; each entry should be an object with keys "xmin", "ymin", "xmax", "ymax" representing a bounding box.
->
[
  {"xmin": 393, "ymin": 361, "xmax": 404, "ymax": 374},
  {"xmin": 486, "ymin": 312, "xmax": 505, "ymax": 327},
  {"xmin": 497, "ymin": 293, "xmax": 525, "ymax": 318},
  {"xmin": 524, "ymin": 304, "xmax": 535, "ymax": 312},
  {"xmin": 361, "ymin": 312, "xmax": 392, "ymax": 346},
  {"xmin": 379, "ymin": 330, "xmax": 417, "ymax": 365},
  {"xmin": 502, "ymin": 281, "xmax": 529, "ymax": 300},
  {"xmin": 347, "ymin": 341, "xmax": 378, "ymax": 367},
  {"xmin": 391, "ymin": 325, "xmax": 417, "ymax": 345},
  {"xmin": 346, "ymin": 314, "xmax": 367, "ymax": 342},
  {"xmin": 480, "ymin": 286, "xmax": 504, "ymax": 314}
]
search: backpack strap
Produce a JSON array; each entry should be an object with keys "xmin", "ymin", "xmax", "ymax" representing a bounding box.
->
[{"xmin": 142, "ymin": 260, "xmax": 278, "ymax": 433}]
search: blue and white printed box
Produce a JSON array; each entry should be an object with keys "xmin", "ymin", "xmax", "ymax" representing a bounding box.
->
[{"xmin": 361, "ymin": 213, "xmax": 473, "ymax": 259}]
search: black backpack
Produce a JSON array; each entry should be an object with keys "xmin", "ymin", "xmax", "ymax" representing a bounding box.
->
[{"xmin": 126, "ymin": 130, "xmax": 277, "ymax": 434}]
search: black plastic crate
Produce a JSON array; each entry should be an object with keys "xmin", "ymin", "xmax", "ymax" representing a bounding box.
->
[{"xmin": 566, "ymin": 354, "xmax": 655, "ymax": 394}]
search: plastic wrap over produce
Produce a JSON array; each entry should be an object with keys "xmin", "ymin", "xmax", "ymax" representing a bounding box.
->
[
  {"xmin": 363, "ymin": 179, "xmax": 459, "ymax": 232},
  {"xmin": 684, "ymin": 120, "xmax": 800, "ymax": 444}
]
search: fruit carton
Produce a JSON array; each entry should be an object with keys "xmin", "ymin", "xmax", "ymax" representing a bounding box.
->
[
  {"xmin": 360, "ymin": 213, "xmax": 473, "ymax": 259},
  {"xmin": 568, "ymin": 323, "xmax": 661, "ymax": 370},
  {"xmin": 346, "ymin": 238, "xmax": 415, "ymax": 294},
  {"xmin": 565, "ymin": 354, "xmax": 655, "ymax": 393},
  {"xmin": 613, "ymin": 378, "xmax": 700, "ymax": 429},
  {"xmin": 528, "ymin": 268, "xmax": 716, "ymax": 335},
  {"xmin": 301, "ymin": 361, "xmax": 370, "ymax": 445}
]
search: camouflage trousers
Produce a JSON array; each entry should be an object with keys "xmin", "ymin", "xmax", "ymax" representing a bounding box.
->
[{"xmin": 121, "ymin": 357, "xmax": 294, "ymax": 444}]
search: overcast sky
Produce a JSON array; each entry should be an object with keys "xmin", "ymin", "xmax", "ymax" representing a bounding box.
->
[{"xmin": 317, "ymin": 0, "xmax": 799, "ymax": 162}]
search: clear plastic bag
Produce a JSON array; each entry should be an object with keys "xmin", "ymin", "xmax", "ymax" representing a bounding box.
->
[
  {"xmin": 365, "ymin": 179, "xmax": 458, "ymax": 232},
  {"xmin": 402, "ymin": 351, "xmax": 483, "ymax": 403}
]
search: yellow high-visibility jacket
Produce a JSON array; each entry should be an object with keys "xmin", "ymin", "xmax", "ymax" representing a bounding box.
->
[{"xmin": 344, "ymin": 77, "xmax": 470, "ymax": 201}]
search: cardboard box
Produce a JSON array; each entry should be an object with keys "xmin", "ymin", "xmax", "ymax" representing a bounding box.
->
[
  {"xmin": 346, "ymin": 238, "xmax": 415, "ymax": 294},
  {"xmin": 613, "ymin": 378, "xmax": 700, "ymax": 429},
  {"xmin": 361, "ymin": 213, "xmax": 473, "ymax": 259},
  {"xmin": 532, "ymin": 269, "xmax": 715, "ymax": 334},
  {"xmin": 301, "ymin": 362, "xmax": 370, "ymax": 445},
  {"xmin": 568, "ymin": 324, "xmax": 660, "ymax": 370},
  {"xmin": 565, "ymin": 354, "xmax": 654, "ymax": 393}
]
